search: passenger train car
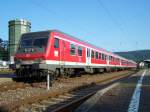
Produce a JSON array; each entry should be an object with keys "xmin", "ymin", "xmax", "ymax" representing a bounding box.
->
[{"xmin": 13, "ymin": 30, "xmax": 137, "ymax": 78}]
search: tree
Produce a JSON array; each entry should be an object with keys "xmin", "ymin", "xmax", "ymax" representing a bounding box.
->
[
  {"xmin": 0, "ymin": 38, "xmax": 8, "ymax": 60},
  {"xmin": 0, "ymin": 38, "xmax": 2, "ymax": 43}
]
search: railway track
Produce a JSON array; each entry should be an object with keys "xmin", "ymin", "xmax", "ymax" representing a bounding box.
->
[
  {"xmin": 19, "ymin": 72, "xmax": 134, "ymax": 112},
  {"xmin": 0, "ymin": 70, "xmax": 137, "ymax": 112}
]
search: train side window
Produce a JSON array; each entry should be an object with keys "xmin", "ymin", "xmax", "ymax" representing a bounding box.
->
[
  {"xmin": 78, "ymin": 46, "xmax": 82, "ymax": 56},
  {"xmin": 99, "ymin": 53, "xmax": 101, "ymax": 59},
  {"xmin": 102, "ymin": 54, "xmax": 105, "ymax": 60},
  {"xmin": 110, "ymin": 56, "xmax": 112, "ymax": 61},
  {"xmin": 103, "ymin": 54, "xmax": 106, "ymax": 60},
  {"xmin": 105, "ymin": 55, "xmax": 107, "ymax": 60},
  {"xmin": 54, "ymin": 38, "xmax": 59, "ymax": 48},
  {"xmin": 112, "ymin": 57, "xmax": 113, "ymax": 61},
  {"xmin": 117, "ymin": 58, "xmax": 120, "ymax": 62},
  {"xmin": 112, "ymin": 57, "xmax": 114, "ymax": 61},
  {"xmin": 109, "ymin": 56, "xmax": 111, "ymax": 61},
  {"xmin": 91, "ymin": 50, "xmax": 95, "ymax": 58},
  {"xmin": 70, "ymin": 44, "xmax": 76, "ymax": 55},
  {"xmin": 96, "ymin": 52, "xmax": 99, "ymax": 59}
]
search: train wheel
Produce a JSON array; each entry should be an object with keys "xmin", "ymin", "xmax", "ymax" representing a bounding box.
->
[
  {"xmin": 63, "ymin": 68, "xmax": 70, "ymax": 78},
  {"xmin": 60, "ymin": 68, "xmax": 73, "ymax": 78},
  {"xmin": 60, "ymin": 68, "xmax": 65, "ymax": 77},
  {"xmin": 66, "ymin": 68, "xmax": 75, "ymax": 77},
  {"xmin": 75, "ymin": 69, "xmax": 81, "ymax": 77},
  {"xmin": 55, "ymin": 68, "xmax": 60, "ymax": 78}
]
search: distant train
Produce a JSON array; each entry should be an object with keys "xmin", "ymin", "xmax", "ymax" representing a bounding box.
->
[{"xmin": 13, "ymin": 30, "xmax": 137, "ymax": 78}]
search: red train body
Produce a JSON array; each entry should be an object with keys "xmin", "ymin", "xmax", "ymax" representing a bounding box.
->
[{"xmin": 14, "ymin": 30, "xmax": 137, "ymax": 78}]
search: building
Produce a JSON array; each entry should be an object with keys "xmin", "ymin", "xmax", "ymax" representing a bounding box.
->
[{"xmin": 8, "ymin": 19, "xmax": 31, "ymax": 61}]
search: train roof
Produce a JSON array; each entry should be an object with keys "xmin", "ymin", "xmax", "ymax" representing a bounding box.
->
[
  {"xmin": 22, "ymin": 30, "xmax": 110, "ymax": 52},
  {"xmin": 51, "ymin": 30, "xmax": 132, "ymax": 60}
]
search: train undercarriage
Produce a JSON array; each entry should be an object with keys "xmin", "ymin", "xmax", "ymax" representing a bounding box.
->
[{"xmin": 13, "ymin": 63, "xmax": 131, "ymax": 82}]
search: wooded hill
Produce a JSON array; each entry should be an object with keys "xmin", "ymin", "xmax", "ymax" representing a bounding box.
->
[{"xmin": 115, "ymin": 50, "xmax": 150, "ymax": 62}]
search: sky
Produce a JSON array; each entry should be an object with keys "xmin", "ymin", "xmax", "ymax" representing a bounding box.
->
[{"xmin": 0, "ymin": 0, "xmax": 150, "ymax": 52}]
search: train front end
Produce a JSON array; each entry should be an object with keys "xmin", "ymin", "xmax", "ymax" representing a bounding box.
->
[{"xmin": 14, "ymin": 31, "xmax": 50, "ymax": 78}]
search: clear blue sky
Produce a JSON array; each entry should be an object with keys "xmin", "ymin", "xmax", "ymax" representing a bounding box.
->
[{"xmin": 0, "ymin": 0, "xmax": 150, "ymax": 52}]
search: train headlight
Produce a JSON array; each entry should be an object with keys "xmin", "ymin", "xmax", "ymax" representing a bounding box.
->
[{"xmin": 16, "ymin": 64, "xmax": 20, "ymax": 69}]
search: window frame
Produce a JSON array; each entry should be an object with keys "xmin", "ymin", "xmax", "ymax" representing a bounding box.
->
[
  {"xmin": 102, "ymin": 53, "xmax": 105, "ymax": 60},
  {"xmin": 99, "ymin": 53, "xmax": 101, "ymax": 59},
  {"xmin": 91, "ymin": 50, "xmax": 95, "ymax": 58},
  {"xmin": 96, "ymin": 52, "xmax": 99, "ymax": 59},
  {"xmin": 78, "ymin": 46, "xmax": 82, "ymax": 56},
  {"xmin": 109, "ymin": 56, "xmax": 112, "ymax": 61},
  {"xmin": 70, "ymin": 43, "xmax": 76, "ymax": 55},
  {"xmin": 105, "ymin": 55, "xmax": 107, "ymax": 60}
]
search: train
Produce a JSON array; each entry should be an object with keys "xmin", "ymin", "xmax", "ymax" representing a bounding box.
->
[{"xmin": 13, "ymin": 30, "xmax": 137, "ymax": 79}]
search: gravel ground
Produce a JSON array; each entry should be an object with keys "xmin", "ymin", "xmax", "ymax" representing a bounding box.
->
[
  {"xmin": 76, "ymin": 70, "xmax": 145, "ymax": 112},
  {"xmin": 50, "ymin": 71, "xmax": 132, "ymax": 92},
  {"xmin": 0, "ymin": 78, "xmax": 12, "ymax": 85},
  {"xmin": 0, "ymin": 87, "xmax": 47, "ymax": 105}
]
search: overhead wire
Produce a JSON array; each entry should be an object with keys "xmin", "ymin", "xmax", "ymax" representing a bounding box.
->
[
  {"xmin": 97, "ymin": 0, "xmax": 125, "ymax": 34},
  {"xmin": 30, "ymin": 0, "xmax": 136, "ymax": 51},
  {"xmin": 97, "ymin": 0, "xmax": 135, "ymax": 51},
  {"xmin": 30, "ymin": 0, "xmax": 95, "ymax": 38}
]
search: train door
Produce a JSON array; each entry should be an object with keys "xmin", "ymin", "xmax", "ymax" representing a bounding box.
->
[
  {"xmin": 53, "ymin": 37, "xmax": 60, "ymax": 61},
  {"xmin": 86, "ymin": 48, "xmax": 91, "ymax": 65},
  {"xmin": 59, "ymin": 40, "xmax": 66, "ymax": 65}
]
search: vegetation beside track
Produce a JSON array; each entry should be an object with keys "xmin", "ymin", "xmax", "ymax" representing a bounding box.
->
[{"xmin": 0, "ymin": 69, "xmax": 14, "ymax": 74}]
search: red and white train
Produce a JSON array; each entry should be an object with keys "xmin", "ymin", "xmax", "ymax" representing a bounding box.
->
[{"xmin": 14, "ymin": 30, "xmax": 137, "ymax": 78}]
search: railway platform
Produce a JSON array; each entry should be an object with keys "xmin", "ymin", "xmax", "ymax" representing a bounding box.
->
[{"xmin": 76, "ymin": 69, "xmax": 150, "ymax": 112}]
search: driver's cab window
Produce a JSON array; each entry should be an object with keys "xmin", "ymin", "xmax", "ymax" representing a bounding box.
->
[{"xmin": 54, "ymin": 38, "xmax": 59, "ymax": 48}]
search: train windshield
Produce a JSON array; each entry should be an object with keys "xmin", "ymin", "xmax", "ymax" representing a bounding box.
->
[
  {"xmin": 19, "ymin": 36, "xmax": 48, "ymax": 53},
  {"xmin": 21, "ymin": 39, "xmax": 32, "ymax": 48},
  {"xmin": 33, "ymin": 38, "xmax": 48, "ymax": 48},
  {"xmin": 20, "ymin": 37, "xmax": 48, "ymax": 48}
]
